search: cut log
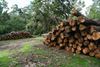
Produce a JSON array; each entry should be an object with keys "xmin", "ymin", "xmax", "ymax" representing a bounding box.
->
[
  {"xmin": 76, "ymin": 50, "xmax": 81, "ymax": 54},
  {"xmin": 77, "ymin": 46, "xmax": 82, "ymax": 51},
  {"xmin": 60, "ymin": 33, "xmax": 65, "ymax": 39},
  {"xmin": 82, "ymin": 48, "xmax": 90, "ymax": 54},
  {"xmin": 88, "ymin": 42, "xmax": 97, "ymax": 50},
  {"xmin": 92, "ymin": 32, "xmax": 100, "ymax": 40},
  {"xmin": 82, "ymin": 19, "xmax": 100, "ymax": 26},
  {"xmin": 65, "ymin": 26, "xmax": 71, "ymax": 33},
  {"xmin": 71, "ymin": 8, "xmax": 84, "ymax": 17},
  {"xmin": 60, "ymin": 43, "xmax": 65, "ymax": 47},
  {"xmin": 64, "ymin": 38, "xmax": 68, "ymax": 43},
  {"xmin": 89, "ymin": 52, "xmax": 95, "ymax": 57},
  {"xmin": 60, "ymin": 22, "xmax": 64, "ymax": 27},
  {"xmin": 73, "ymin": 44, "xmax": 77, "ymax": 48},
  {"xmin": 67, "ymin": 18, "xmax": 76, "ymax": 26},
  {"xmin": 81, "ymin": 31, "xmax": 88, "ymax": 37},
  {"xmin": 95, "ymin": 53, "xmax": 100, "ymax": 58},
  {"xmin": 94, "ymin": 48, "xmax": 100, "ymax": 54},
  {"xmin": 86, "ymin": 34, "xmax": 92, "ymax": 40},
  {"xmin": 83, "ymin": 40, "xmax": 90, "ymax": 46},
  {"xmin": 78, "ymin": 16, "xmax": 85, "ymax": 23},
  {"xmin": 57, "ymin": 37, "xmax": 63, "ymax": 43},
  {"xmin": 72, "ymin": 26, "xmax": 76, "ymax": 31},
  {"xmin": 79, "ymin": 24, "xmax": 87, "ymax": 31},
  {"xmin": 66, "ymin": 47, "xmax": 73, "ymax": 53}
]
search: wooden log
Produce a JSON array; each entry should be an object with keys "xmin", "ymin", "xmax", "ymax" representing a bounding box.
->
[
  {"xmin": 89, "ymin": 26, "xmax": 96, "ymax": 33},
  {"xmin": 94, "ymin": 48, "xmax": 100, "ymax": 54},
  {"xmin": 77, "ymin": 46, "xmax": 82, "ymax": 51},
  {"xmin": 51, "ymin": 34, "xmax": 56, "ymax": 41},
  {"xmin": 53, "ymin": 42, "xmax": 56, "ymax": 47},
  {"xmin": 65, "ymin": 26, "xmax": 71, "ymax": 33},
  {"xmin": 65, "ymin": 47, "xmax": 73, "ymax": 53},
  {"xmin": 72, "ymin": 48, "xmax": 75, "ymax": 53},
  {"xmin": 60, "ymin": 33, "xmax": 65, "ymax": 39},
  {"xmin": 60, "ymin": 22, "xmax": 65, "ymax": 27},
  {"xmin": 81, "ymin": 31, "xmax": 88, "ymax": 37},
  {"xmin": 69, "ymin": 43, "xmax": 73, "ymax": 47},
  {"xmin": 56, "ymin": 25, "xmax": 60, "ymax": 30},
  {"xmin": 57, "ymin": 37, "xmax": 63, "ymax": 43},
  {"xmin": 78, "ymin": 16, "xmax": 85, "ymax": 23},
  {"xmin": 64, "ymin": 33, "xmax": 69, "ymax": 37},
  {"xmin": 88, "ymin": 42, "xmax": 97, "ymax": 50},
  {"xmin": 86, "ymin": 34, "xmax": 92, "ymax": 40},
  {"xmin": 89, "ymin": 52, "xmax": 95, "ymax": 57},
  {"xmin": 82, "ymin": 48, "xmax": 90, "ymax": 54},
  {"xmin": 72, "ymin": 26, "xmax": 76, "ymax": 31},
  {"xmin": 92, "ymin": 32, "xmax": 100, "ymax": 40},
  {"xmin": 69, "ymin": 38, "xmax": 74, "ymax": 43},
  {"xmin": 60, "ymin": 27, "xmax": 65, "ymax": 32},
  {"xmin": 71, "ymin": 8, "xmax": 84, "ymax": 17},
  {"xmin": 71, "ymin": 8, "xmax": 100, "ymax": 26},
  {"xmin": 43, "ymin": 40, "xmax": 49, "ymax": 45},
  {"xmin": 67, "ymin": 18, "xmax": 76, "ymax": 26},
  {"xmin": 84, "ymin": 37, "xmax": 88, "ymax": 41},
  {"xmin": 60, "ymin": 43, "xmax": 65, "ymax": 47},
  {"xmin": 64, "ymin": 38, "xmax": 68, "ymax": 43},
  {"xmin": 95, "ymin": 53, "xmax": 100, "ymax": 58},
  {"xmin": 55, "ymin": 45, "xmax": 60, "ymax": 50},
  {"xmin": 78, "ymin": 43, "xmax": 82, "ymax": 47},
  {"xmin": 76, "ymin": 50, "xmax": 81, "ymax": 54},
  {"xmin": 83, "ymin": 40, "xmax": 89, "ymax": 46},
  {"xmin": 73, "ymin": 44, "xmax": 77, "ymax": 48},
  {"xmin": 74, "ymin": 33, "xmax": 81, "ymax": 39},
  {"xmin": 55, "ymin": 31, "xmax": 60, "ymax": 36},
  {"xmin": 78, "ymin": 37, "xmax": 84, "ymax": 43},
  {"xmin": 79, "ymin": 24, "xmax": 87, "ymax": 31},
  {"xmin": 49, "ymin": 42, "xmax": 54, "ymax": 47},
  {"xmin": 94, "ymin": 26, "xmax": 100, "ymax": 32},
  {"xmin": 82, "ymin": 19, "xmax": 100, "ymax": 26}
]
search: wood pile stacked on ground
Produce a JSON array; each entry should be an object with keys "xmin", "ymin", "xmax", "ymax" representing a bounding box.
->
[
  {"xmin": 43, "ymin": 9, "xmax": 100, "ymax": 58},
  {"xmin": 0, "ymin": 31, "xmax": 32, "ymax": 41}
]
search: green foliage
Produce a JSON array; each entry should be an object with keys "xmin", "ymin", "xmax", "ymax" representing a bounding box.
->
[
  {"xmin": 26, "ymin": 0, "xmax": 77, "ymax": 35},
  {"xmin": 0, "ymin": 2, "xmax": 26, "ymax": 35},
  {"xmin": 0, "ymin": 0, "xmax": 83, "ymax": 35},
  {"xmin": 88, "ymin": 0, "xmax": 100, "ymax": 19}
]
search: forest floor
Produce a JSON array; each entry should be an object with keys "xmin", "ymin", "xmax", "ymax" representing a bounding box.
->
[{"xmin": 0, "ymin": 37, "xmax": 100, "ymax": 67}]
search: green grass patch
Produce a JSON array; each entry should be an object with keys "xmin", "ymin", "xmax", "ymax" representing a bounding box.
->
[
  {"xmin": 0, "ymin": 50, "xmax": 16, "ymax": 67},
  {"xmin": 32, "ymin": 47, "xmax": 48, "ymax": 55},
  {"xmin": 0, "ymin": 37, "xmax": 100, "ymax": 67},
  {"xmin": 19, "ymin": 43, "xmax": 32, "ymax": 53}
]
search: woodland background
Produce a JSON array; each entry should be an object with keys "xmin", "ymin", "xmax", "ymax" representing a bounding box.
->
[{"xmin": 0, "ymin": 0, "xmax": 100, "ymax": 35}]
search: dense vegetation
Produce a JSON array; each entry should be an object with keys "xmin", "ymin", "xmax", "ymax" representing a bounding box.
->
[{"xmin": 0, "ymin": 0, "xmax": 100, "ymax": 35}]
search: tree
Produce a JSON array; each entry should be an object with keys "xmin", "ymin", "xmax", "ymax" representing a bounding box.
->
[
  {"xmin": 0, "ymin": 0, "xmax": 10, "ymax": 34},
  {"xmin": 26, "ymin": 0, "xmax": 78, "ymax": 35},
  {"xmin": 88, "ymin": 0, "xmax": 100, "ymax": 19},
  {"xmin": 0, "ymin": 2, "xmax": 27, "ymax": 35}
]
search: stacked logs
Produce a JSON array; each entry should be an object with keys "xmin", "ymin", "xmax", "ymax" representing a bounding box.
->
[
  {"xmin": 43, "ymin": 9, "xmax": 100, "ymax": 58},
  {"xmin": 0, "ymin": 31, "xmax": 32, "ymax": 41}
]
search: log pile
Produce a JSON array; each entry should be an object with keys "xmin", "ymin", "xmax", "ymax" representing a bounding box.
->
[
  {"xmin": 0, "ymin": 31, "xmax": 32, "ymax": 41},
  {"xmin": 43, "ymin": 9, "xmax": 100, "ymax": 58}
]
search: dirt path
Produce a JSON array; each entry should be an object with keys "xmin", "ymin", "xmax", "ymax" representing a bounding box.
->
[{"xmin": 0, "ymin": 38, "xmax": 35, "ymax": 51}]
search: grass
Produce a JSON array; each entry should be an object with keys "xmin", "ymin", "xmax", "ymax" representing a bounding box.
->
[
  {"xmin": 30, "ymin": 47, "xmax": 100, "ymax": 67},
  {"xmin": 19, "ymin": 43, "xmax": 32, "ymax": 53},
  {"xmin": 0, "ymin": 50, "xmax": 15, "ymax": 67},
  {"xmin": 0, "ymin": 37, "xmax": 100, "ymax": 67}
]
